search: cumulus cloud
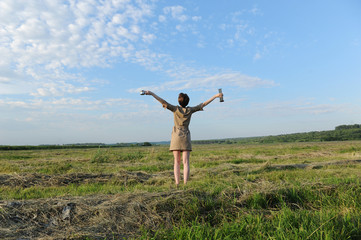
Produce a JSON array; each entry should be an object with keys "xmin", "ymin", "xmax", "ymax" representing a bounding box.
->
[
  {"xmin": 1, "ymin": 1, "xmax": 277, "ymax": 101},
  {"xmin": 163, "ymin": 6, "xmax": 188, "ymax": 22},
  {"xmin": 158, "ymin": 5, "xmax": 202, "ymax": 36},
  {"xmin": 0, "ymin": 0, "xmax": 155, "ymax": 96}
]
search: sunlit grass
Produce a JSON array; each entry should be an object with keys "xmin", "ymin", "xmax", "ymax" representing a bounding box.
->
[{"xmin": 1, "ymin": 141, "xmax": 361, "ymax": 239}]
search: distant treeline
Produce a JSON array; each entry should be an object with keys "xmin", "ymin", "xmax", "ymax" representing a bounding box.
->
[
  {"xmin": 335, "ymin": 124, "xmax": 361, "ymax": 130},
  {"xmin": 3, "ymin": 124, "xmax": 361, "ymax": 150},
  {"xmin": 193, "ymin": 124, "xmax": 361, "ymax": 145},
  {"xmin": 0, "ymin": 142, "xmax": 152, "ymax": 151}
]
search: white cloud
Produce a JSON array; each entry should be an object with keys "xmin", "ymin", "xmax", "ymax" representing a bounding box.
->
[
  {"xmin": 1, "ymin": 1, "xmax": 279, "ymax": 103},
  {"xmin": 131, "ymin": 49, "xmax": 170, "ymax": 72},
  {"xmin": 0, "ymin": 77, "xmax": 10, "ymax": 83},
  {"xmin": 0, "ymin": 96, "xmax": 137, "ymax": 111},
  {"xmin": 142, "ymin": 33, "xmax": 156, "ymax": 43},
  {"xmin": 192, "ymin": 16, "xmax": 202, "ymax": 22},
  {"xmin": 176, "ymin": 24, "xmax": 185, "ymax": 32},
  {"xmin": 30, "ymin": 82, "xmax": 92, "ymax": 97},
  {"xmin": 158, "ymin": 15, "xmax": 166, "ymax": 22},
  {"xmin": 249, "ymin": 6, "xmax": 263, "ymax": 16},
  {"xmin": 163, "ymin": 6, "xmax": 188, "ymax": 22},
  {"xmin": 129, "ymin": 72, "xmax": 276, "ymax": 93},
  {"xmin": 218, "ymin": 7, "xmax": 281, "ymax": 61},
  {"xmin": 0, "ymin": 79, "xmax": 36, "ymax": 95},
  {"xmin": 0, "ymin": 0, "xmax": 155, "ymax": 94},
  {"xmin": 159, "ymin": 5, "xmax": 202, "ymax": 35}
]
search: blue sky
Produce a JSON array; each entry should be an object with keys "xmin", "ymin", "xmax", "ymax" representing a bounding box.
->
[{"xmin": 1, "ymin": 0, "xmax": 361, "ymax": 145}]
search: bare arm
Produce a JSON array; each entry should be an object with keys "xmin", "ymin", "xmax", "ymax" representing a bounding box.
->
[
  {"xmin": 202, "ymin": 93, "xmax": 223, "ymax": 108},
  {"xmin": 145, "ymin": 91, "xmax": 166, "ymax": 105}
]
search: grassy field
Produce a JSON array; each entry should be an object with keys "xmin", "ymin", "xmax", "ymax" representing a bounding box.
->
[{"xmin": 0, "ymin": 141, "xmax": 361, "ymax": 239}]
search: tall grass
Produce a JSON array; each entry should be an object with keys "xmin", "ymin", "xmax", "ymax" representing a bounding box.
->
[{"xmin": 143, "ymin": 185, "xmax": 361, "ymax": 239}]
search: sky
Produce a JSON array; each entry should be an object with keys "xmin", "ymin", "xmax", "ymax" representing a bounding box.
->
[{"xmin": 1, "ymin": 0, "xmax": 361, "ymax": 145}]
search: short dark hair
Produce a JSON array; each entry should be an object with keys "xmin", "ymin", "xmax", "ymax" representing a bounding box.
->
[{"xmin": 178, "ymin": 93, "xmax": 189, "ymax": 108}]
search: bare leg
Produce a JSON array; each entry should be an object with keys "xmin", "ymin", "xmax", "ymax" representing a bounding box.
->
[
  {"xmin": 182, "ymin": 151, "xmax": 190, "ymax": 184},
  {"xmin": 173, "ymin": 151, "xmax": 181, "ymax": 185}
]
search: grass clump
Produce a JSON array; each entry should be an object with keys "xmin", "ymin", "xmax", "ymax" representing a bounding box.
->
[{"xmin": 90, "ymin": 147, "xmax": 111, "ymax": 163}]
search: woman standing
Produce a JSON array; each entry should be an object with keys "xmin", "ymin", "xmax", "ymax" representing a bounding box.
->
[{"xmin": 144, "ymin": 90, "xmax": 223, "ymax": 186}]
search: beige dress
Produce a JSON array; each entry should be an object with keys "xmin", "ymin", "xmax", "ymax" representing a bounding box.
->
[{"xmin": 162, "ymin": 101, "xmax": 203, "ymax": 151}]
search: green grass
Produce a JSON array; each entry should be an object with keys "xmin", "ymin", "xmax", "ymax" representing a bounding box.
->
[
  {"xmin": 142, "ymin": 185, "xmax": 361, "ymax": 240},
  {"xmin": 142, "ymin": 184, "xmax": 361, "ymax": 240},
  {"xmin": 147, "ymin": 211, "xmax": 360, "ymax": 240},
  {"xmin": 1, "ymin": 141, "xmax": 361, "ymax": 239}
]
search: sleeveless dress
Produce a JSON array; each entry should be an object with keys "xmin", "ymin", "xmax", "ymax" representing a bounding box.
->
[{"xmin": 162, "ymin": 101, "xmax": 203, "ymax": 151}]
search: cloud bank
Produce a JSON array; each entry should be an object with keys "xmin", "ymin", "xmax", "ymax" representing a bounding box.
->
[
  {"xmin": 1, "ymin": 1, "xmax": 275, "ymax": 97},
  {"xmin": 0, "ymin": 0, "xmax": 156, "ymax": 95}
]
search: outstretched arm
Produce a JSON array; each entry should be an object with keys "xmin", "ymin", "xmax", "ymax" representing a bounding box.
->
[
  {"xmin": 202, "ymin": 93, "xmax": 223, "ymax": 108},
  {"xmin": 145, "ymin": 91, "xmax": 166, "ymax": 105}
]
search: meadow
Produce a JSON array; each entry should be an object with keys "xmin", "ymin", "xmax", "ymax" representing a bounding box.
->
[{"xmin": 0, "ymin": 141, "xmax": 361, "ymax": 239}]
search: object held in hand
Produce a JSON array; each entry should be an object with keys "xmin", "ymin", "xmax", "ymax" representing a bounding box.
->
[
  {"xmin": 140, "ymin": 90, "xmax": 146, "ymax": 95},
  {"xmin": 218, "ymin": 88, "xmax": 224, "ymax": 102}
]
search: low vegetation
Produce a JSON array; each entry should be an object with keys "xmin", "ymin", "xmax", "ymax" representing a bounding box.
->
[
  {"xmin": 0, "ymin": 140, "xmax": 361, "ymax": 239},
  {"xmin": 194, "ymin": 124, "xmax": 361, "ymax": 144}
]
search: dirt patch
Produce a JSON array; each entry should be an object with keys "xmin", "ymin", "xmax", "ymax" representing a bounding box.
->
[{"xmin": 0, "ymin": 171, "xmax": 153, "ymax": 188}]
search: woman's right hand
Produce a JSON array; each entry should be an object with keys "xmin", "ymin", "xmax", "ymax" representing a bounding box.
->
[{"xmin": 145, "ymin": 90, "xmax": 152, "ymax": 95}]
